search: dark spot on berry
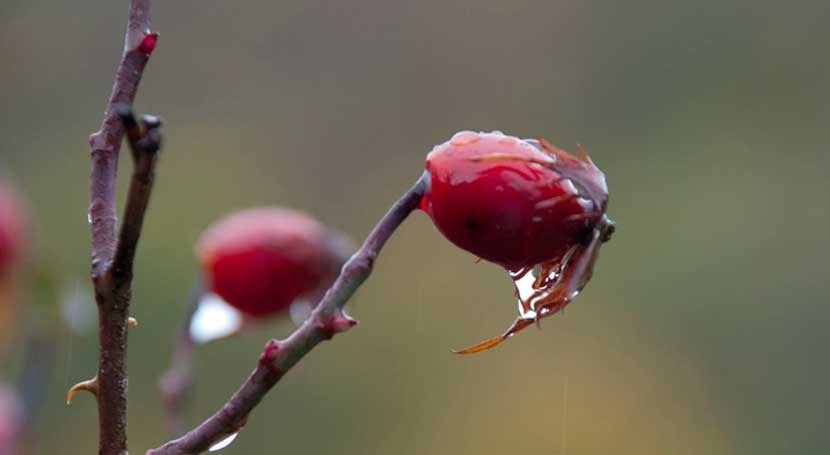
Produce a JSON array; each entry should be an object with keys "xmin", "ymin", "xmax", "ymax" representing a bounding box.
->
[{"xmin": 464, "ymin": 218, "xmax": 480, "ymax": 231}]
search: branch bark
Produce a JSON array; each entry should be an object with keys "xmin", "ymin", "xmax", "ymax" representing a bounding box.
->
[
  {"xmin": 93, "ymin": 109, "xmax": 162, "ymax": 455},
  {"xmin": 88, "ymin": 0, "xmax": 157, "ymax": 277},
  {"xmin": 86, "ymin": 2, "xmax": 158, "ymax": 454},
  {"xmin": 146, "ymin": 174, "xmax": 428, "ymax": 455}
]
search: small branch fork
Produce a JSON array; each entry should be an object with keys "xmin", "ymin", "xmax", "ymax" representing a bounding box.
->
[
  {"xmin": 146, "ymin": 175, "xmax": 428, "ymax": 455},
  {"xmin": 86, "ymin": 109, "xmax": 162, "ymax": 455},
  {"xmin": 81, "ymin": 1, "xmax": 159, "ymax": 454},
  {"xmin": 88, "ymin": 0, "xmax": 158, "ymax": 277}
]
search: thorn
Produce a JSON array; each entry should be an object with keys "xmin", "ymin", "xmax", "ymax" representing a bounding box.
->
[
  {"xmin": 66, "ymin": 375, "xmax": 99, "ymax": 405},
  {"xmin": 127, "ymin": 317, "xmax": 138, "ymax": 327},
  {"xmin": 329, "ymin": 311, "xmax": 358, "ymax": 334}
]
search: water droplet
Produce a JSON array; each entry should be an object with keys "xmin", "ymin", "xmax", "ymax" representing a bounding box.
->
[
  {"xmin": 511, "ymin": 259, "xmax": 567, "ymax": 319},
  {"xmin": 87, "ymin": 211, "xmax": 93, "ymax": 224},
  {"xmin": 513, "ymin": 271, "xmax": 539, "ymax": 319},
  {"xmin": 208, "ymin": 432, "xmax": 239, "ymax": 452},
  {"xmin": 289, "ymin": 299, "xmax": 313, "ymax": 326},
  {"xmin": 507, "ymin": 245, "xmax": 582, "ymax": 324},
  {"xmin": 189, "ymin": 294, "xmax": 244, "ymax": 344}
]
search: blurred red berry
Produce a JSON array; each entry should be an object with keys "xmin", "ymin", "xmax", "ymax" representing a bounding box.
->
[
  {"xmin": 421, "ymin": 131, "xmax": 615, "ymax": 353},
  {"xmin": 0, "ymin": 181, "xmax": 26, "ymax": 277},
  {"xmin": 196, "ymin": 208, "xmax": 348, "ymax": 318}
]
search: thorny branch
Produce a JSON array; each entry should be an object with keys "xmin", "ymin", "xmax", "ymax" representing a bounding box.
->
[
  {"xmin": 83, "ymin": 1, "xmax": 159, "ymax": 453},
  {"xmin": 89, "ymin": 108, "xmax": 162, "ymax": 455},
  {"xmin": 146, "ymin": 174, "xmax": 429, "ymax": 455}
]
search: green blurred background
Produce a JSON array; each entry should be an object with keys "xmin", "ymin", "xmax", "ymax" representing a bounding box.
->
[{"xmin": 2, "ymin": 0, "xmax": 829, "ymax": 453}]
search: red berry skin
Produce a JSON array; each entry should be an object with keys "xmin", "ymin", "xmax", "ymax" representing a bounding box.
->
[
  {"xmin": 196, "ymin": 208, "xmax": 346, "ymax": 318},
  {"xmin": 0, "ymin": 182, "xmax": 26, "ymax": 277},
  {"xmin": 422, "ymin": 131, "xmax": 607, "ymax": 270}
]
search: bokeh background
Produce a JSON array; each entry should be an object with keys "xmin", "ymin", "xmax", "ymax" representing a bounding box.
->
[{"xmin": 2, "ymin": 0, "xmax": 829, "ymax": 453}]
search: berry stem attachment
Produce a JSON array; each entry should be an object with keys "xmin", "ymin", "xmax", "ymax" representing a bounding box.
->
[{"xmin": 145, "ymin": 174, "xmax": 428, "ymax": 455}]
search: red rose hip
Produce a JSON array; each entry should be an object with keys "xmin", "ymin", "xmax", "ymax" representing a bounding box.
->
[
  {"xmin": 421, "ymin": 131, "xmax": 615, "ymax": 353},
  {"xmin": 196, "ymin": 208, "xmax": 348, "ymax": 318}
]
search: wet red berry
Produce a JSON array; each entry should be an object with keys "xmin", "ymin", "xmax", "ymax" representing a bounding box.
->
[
  {"xmin": 0, "ymin": 182, "xmax": 26, "ymax": 278},
  {"xmin": 196, "ymin": 208, "xmax": 348, "ymax": 318},
  {"xmin": 421, "ymin": 131, "xmax": 615, "ymax": 353}
]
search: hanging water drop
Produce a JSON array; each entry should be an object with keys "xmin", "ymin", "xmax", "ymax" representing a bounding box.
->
[
  {"xmin": 512, "ymin": 271, "xmax": 538, "ymax": 319},
  {"xmin": 208, "ymin": 432, "xmax": 239, "ymax": 452},
  {"xmin": 189, "ymin": 293, "xmax": 244, "ymax": 344}
]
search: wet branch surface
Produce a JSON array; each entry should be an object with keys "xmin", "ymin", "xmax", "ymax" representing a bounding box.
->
[
  {"xmin": 85, "ymin": 1, "xmax": 159, "ymax": 449},
  {"xmin": 93, "ymin": 109, "xmax": 162, "ymax": 455},
  {"xmin": 145, "ymin": 175, "xmax": 428, "ymax": 455}
]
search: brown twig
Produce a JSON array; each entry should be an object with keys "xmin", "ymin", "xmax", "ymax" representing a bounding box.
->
[
  {"xmin": 87, "ymin": 108, "xmax": 162, "ymax": 455},
  {"xmin": 159, "ymin": 279, "xmax": 203, "ymax": 437},
  {"xmin": 112, "ymin": 108, "xmax": 162, "ymax": 279},
  {"xmin": 146, "ymin": 174, "xmax": 428, "ymax": 455},
  {"xmin": 88, "ymin": 0, "xmax": 157, "ymax": 277},
  {"xmin": 84, "ymin": 1, "xmax": 158, "ymax": 453}
]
